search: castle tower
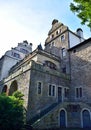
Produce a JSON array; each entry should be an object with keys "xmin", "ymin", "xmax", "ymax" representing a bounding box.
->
[{"xmin": 44, "ymin": 19, "xmax": 69, "ymax": 58}]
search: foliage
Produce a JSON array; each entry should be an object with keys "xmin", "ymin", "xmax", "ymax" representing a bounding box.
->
[
  {"xmin": 70, "ymin": 0, "xmax": 91, "ymax": 28},
  {"xmin": 13, "ymin": 90, "xmax": 24, "ymax": 100},
  {"xmin": 0, "ymin": 91, "xmax": 25, "ymax": 130}
]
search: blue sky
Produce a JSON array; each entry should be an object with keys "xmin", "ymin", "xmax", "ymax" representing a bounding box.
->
[{"xmin": 0, "ymin": 0, "xmax": 90, "ymax": 57}]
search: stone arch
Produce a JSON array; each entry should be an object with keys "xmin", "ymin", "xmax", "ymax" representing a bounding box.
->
[
  {"xmin": 9, "ymin": 80, "xmax": 18, "ymax": 95},
  {"xmin": 81, "ymin": 108, "xmax": 91, "ymax": 128},
  {"xmin": 2, "ymin": 85, "xmax": 8, "ymax": 94},
  {"xmin": 59, "ymin": 108, "xmax": 67, "ymax": 128}
]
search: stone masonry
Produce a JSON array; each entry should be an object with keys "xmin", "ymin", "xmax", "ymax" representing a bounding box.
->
[{"xmin": 0, "ymin": 20, "xmax": 91, "ymax": 129}]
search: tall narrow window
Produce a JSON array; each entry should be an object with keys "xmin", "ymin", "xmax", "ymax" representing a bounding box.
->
[
  {"xmin": 64, "ymin": 88, "xmax": 69, "ymax": 98},
  {"xmin": 76, "ymin": 88, "xmax": 79, "ymax": 98},
  {"xmin": 61, "ymin": 35, "xmax": 65, "ymax": 42},
  {"xmin": 62, "ymin": 48, "xmax": 66, "ymax": 57},
  {"xmin": 49, "ymin": 85, "xmax": 51, "ymax": 96},
  {"xmin": 62, "ymin": 66, "xmax": 66, "ymax": 73},
  {"xmin": 52, "ymin": 34, "xmax": 54, "ymax": 38},
  {"xmin": 76, "ymin": 87, "xmax": 82, "ymax": 98},
  {"xmin": 48, "ymin": 84, "xmax": 56, "ymax": 96},
  {"xmin": 52, "ymin": 85, "xmax": 55, "ymax": 96},
  {"xmin": 37, "ymin": 82, "xmax": 42, "ymax": 94},
  {"xmin": 56, "ymin": 31, "xmax": 58, "ymax": 35}
]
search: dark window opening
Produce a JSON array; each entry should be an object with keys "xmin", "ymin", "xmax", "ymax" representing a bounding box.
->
[
  {"xmin": 49, "ymin": 85, "xmax": 51, "ymax": 96},
  {"xmin": 56, "ymin": 31, "xmax": 58, "ymax": 35},
  {"xmin": 52, "ymin": 34, "xmax": 54, "ymax": 38},
  {"xmin": 52, "ymin": 86, "xmax": 55, "ymax": 96},
  {"xmin": 37, "ymin": 82, "xmax": 42, "ymax": 94},
  {"xmin": 62, "ymin": 67, "xmax": 66, "ymax": 73},
  {"xmin": 73, "ymin": 49, "xmax": 76, "ymax": 53}
]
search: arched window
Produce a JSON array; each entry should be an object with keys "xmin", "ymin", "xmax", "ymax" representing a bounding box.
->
[
  {"xmin": 44, "ymin": 60, "xmax": 56, "ymax": 70},
  {"xmin": 9, "ymin": 80, "xmax": 18, "ymax": 95},
  {"xmin": 2, "ymin": 85, "xmax": 8, "ymax": 94}
]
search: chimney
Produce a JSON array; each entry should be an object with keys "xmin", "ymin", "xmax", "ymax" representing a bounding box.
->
[{"xmin": 76, "ymin": 28, "xmax": 83, "ymax": 38}]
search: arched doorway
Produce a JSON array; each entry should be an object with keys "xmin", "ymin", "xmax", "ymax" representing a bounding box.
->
[
  {"xmin": 2, "ymin": 85, "xmax": 8, "ymax": 94},
  {"xmin": 9, "ymin": 80, "xmax": 18, "ymax": 95},
  {"xmin": 82, "ymin": 109, "xmax": 91, "ymax": 128},
  {"xmin": 60, "ymin": 109, "xmax": 66, "ymax": 127}
]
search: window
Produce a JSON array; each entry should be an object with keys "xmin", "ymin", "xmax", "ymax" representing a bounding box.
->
[
  {"xmin": 62, "ymin": 66, "xmax": 66, "ymax": 73},
  {"xmin": 20, "ymin": 48, "xmax": 28, "ymax": 54},
  {"xmin": 52, "ymin": 85, "xmax": 55, "ymax": 96},
  {"xmin": 51, "ymin": 42, "xmax": 55, "ymax": 46},
  {"xmin": 12, "ymin": 52, "xmax": 20, "ymax": 58},
  {"xmin": 49, "ymin": 85, "xmax": 51, "ymax": 96},
  {"xmin": 52, "ymin": 34, "xmax": 54, "ymax": 38},
  {"xmin": 61, "ymin": 35, "xmax": 65, "ymax": 42},
  {"xmin": 48, "ymin": 84, "xmax": 56, "ymax": 96},
  {"xmin": 56, "ymin": 31, "xmax": 58, "ymax": 35},
  {"xmin": 73, "ymin": 49, "xmax": 76, "ymax": 53},
  {"xmin": 45, "ymin": 61, "xmax": 56, "ymax": 70},
  {"xmin": 62, "ymin": 48, "xmax": 66, "ymax": 57},
  {"xmin": 37, "ymin": 82, "xmax": 42, "ymax": 95},
  {"xmin": 64, "ymin": 88, "xmax": 69, "ymax": 98},
  {"xmin": 76, "ymin": 87, "xmax": 82, "ymax": 98}
]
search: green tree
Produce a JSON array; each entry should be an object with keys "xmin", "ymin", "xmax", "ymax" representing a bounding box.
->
[
  {"xmin": 0, "ymin": 91, "xmax": 25, "ymax": 130},
  {"xmin": 70, "ymin": 0, "xmax": 91, "ymax": 28}
]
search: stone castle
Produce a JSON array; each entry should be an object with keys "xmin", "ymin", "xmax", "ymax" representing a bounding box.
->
[{"xmin": 0, "ymin": 19, "xmax": 91, "ymax": 129}]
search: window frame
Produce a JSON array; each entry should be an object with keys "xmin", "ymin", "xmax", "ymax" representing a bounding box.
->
[
  {"xmin": 61, "ymin": 34, "xmax": 65, "ymax": 42},
  {"xmin": 64, "ymin": 87, "xmax": 69, "ymax": 98},
  {"xmin": 48, "ymin": 84, "xmax": 56, "ymax": 97},
  {"xmin": 75, "ymin": 87, "xmax": 82, "ymax": 99},
  {"xmin": 37, "ymin": 81, "xmax": 42, "ymax": 95},
  {"xmin": 61, "ymin": 48, "xmax": 66, "ymax": 57}
]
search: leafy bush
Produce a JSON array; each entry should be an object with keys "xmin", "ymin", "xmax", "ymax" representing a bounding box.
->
[{"xmin": 0, "ymin": 91, "xmax": 25, "ymax": 130}]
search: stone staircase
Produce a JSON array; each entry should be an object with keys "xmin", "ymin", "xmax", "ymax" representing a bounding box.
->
[{"xmin": 29, "ymin": 102, "xmax": 59, "ymax": 125}]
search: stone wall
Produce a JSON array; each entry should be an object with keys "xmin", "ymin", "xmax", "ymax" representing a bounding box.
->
[
  {"xmin": 26, "ymin": 61, "xmax": 70, "ymax": 120},
  {"xmin": 32, "ymin": 102, "xmax": 91, "ymax": 129},
  {"xmin": 69, "ymin": 41, "xmax": 91, "ymax": 103},
  {"xmin": 0, "ymin": 62, "xmax": 31, "ymax": 108}
]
